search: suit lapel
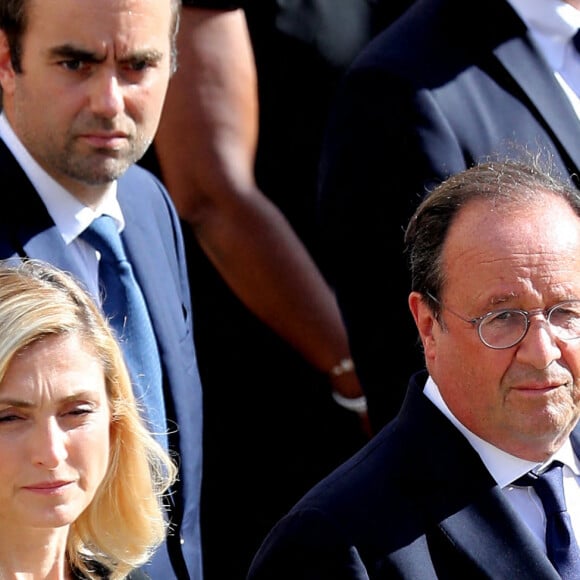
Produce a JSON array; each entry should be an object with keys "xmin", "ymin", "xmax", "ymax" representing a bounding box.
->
[
  {"xmin": 447, "ymin": 0, "xmax": 580, "ymax": 176},
  {"xmin": 21, "ymin": 226, "xmax": 88, "ymax": 284},
  {"xmin": 116, "ymin": 175, "xmax": 185, "ymax": 365},
  {"xmin": 400, "ymin": 374, "xmax": 560, "ymax": 578},
  {"xmin": 493, "ymin": 35, "xmax": 580, "ymax": 175},
  {"xmin": 439, "ymin": 487, "xmax": 559, "ymax": 578},
  {"xmin": 0, "ymin": 218, "xmax": 83, "ymax": 281},
  {"xmin": 0, "ymin": 140, "xmax": 87, "ymax": 281}
]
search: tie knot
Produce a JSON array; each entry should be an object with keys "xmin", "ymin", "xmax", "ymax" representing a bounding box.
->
[
  {"xmin": 514, "ymin": 461, "xmax": 566, "ymax": 516},
  {"xmin": 573, "ymin": 29, "xmax": 580, "ymax": 54},
  {"xmin": 81, "ymin": 215, "xmax": 127, "ymax": 264}
]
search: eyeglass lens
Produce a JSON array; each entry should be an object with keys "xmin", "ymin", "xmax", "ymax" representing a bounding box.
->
[{"xmin": 479, "ymin": 301, "xmax": 580, "ymax": 348}]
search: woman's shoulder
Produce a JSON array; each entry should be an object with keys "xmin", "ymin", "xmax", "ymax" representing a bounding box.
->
[
  {"xmin": 127, "ymin": 571, "xmax": 150, "ymax": 580},
  {"xmin": 73, "ymin": 563, "xmax": 150, "ymax": 579}
]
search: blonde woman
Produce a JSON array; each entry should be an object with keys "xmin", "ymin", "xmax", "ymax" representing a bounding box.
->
[{"xmin": 0, "ymin": 259, "xmax": 177, "ymax": 580}]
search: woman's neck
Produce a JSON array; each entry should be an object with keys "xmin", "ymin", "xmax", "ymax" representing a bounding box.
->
[{"xmin": 0, "ymin": 526, "xmax": 71, "ymax": 579}]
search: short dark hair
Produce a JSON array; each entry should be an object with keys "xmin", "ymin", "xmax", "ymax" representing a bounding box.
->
[
  {"xmin": 404, "ymin": 158, "xmax": 580, "ymax": 313},
  {"xmin": 0, "ymin": 0, "xmax": 182, "ymax": 103}
]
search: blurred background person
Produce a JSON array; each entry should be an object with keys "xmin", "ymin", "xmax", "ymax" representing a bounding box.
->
[
  {"xmin": 0, "ymin": 259, "xmax": 177, "ymax": 580},
  {"xmin": 141, "ymin": 1, "xmax": 415, "ymax": 577},
  {"xmin": 318, "ymin": 0, "xmax": 580, "ymax": 433}
]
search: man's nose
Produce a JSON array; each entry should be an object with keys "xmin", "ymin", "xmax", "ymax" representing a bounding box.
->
[
  {"xmin": 89, "ymin": 70, "xmax": 125, "ymax": 118},
  {"xmin": 515, "ymin": 315, "xmax": 562, "ymax": 370}
]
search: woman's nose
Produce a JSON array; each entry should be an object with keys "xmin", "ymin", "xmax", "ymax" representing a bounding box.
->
[{"xmin": 31, "ymin": 418, "xmax": 68, "ymax": 468}]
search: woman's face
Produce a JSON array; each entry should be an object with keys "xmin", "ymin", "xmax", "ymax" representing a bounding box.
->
[{"xmin": 0, "ymin": 333, "xmax": 110, "ymax": 532}]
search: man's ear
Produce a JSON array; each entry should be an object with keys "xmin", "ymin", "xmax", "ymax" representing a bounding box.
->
[
  {"xmin": 408, "ymin": 291, "xmax": 437, "ymax": 362},
  {"xmin": 0, "ymin": 31, "xmax": 17, "ymax": 100}
]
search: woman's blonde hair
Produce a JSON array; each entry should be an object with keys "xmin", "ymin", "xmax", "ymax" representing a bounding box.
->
[{"xmin": 0, "ymin": 258, "xmax": 177, "ymax": 579}]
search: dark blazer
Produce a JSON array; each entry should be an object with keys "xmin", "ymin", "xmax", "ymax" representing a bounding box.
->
[
  {"xmin": 0, "ymin": 140, "xmax": 203, "ymax": 580},
  {"xmin": 318, "ymin": 0, "xmax": 580, "ymax": 433},
  {"xmin": 248, "ymin": 370, "xmax": 578, "ymax": 579}
]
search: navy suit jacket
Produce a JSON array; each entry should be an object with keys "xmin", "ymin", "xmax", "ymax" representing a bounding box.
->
[
  {"xmin": 248, "ymin": 370, "xmax": 579, "ymax": 579},
  {"xmin": 318, "ymin": 0, "xmax": 580, "ymax": 433},
  {"xmin": 0, "ymin": 139, "xmax": 203, "ymax": 579}
]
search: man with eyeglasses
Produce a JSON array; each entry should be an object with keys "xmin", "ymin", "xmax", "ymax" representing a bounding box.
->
[
  {"xmin": 318, "ymin": 0, "xmax": 580, "ymax": 436},
  {"xmin": 248, "ymin": 159, "xmax": 580, "ymax": 579}
]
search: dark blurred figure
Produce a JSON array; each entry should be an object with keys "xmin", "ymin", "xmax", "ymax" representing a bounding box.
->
[
  {"xmin": 140, "ymin": 1, "xmax": 415, "ymax": 577},
  {"xmin": 318, "ymin": 0, "xmax": 580, "ymax": 433}
]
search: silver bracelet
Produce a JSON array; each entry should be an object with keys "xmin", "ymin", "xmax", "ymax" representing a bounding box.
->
[
  {"xmin": 331, "ymin": 391, "xmax": 368, "ymax": 414},
  {"xmin": 329, "ymin": 357, "xmax": 355, "ymax": 377}
]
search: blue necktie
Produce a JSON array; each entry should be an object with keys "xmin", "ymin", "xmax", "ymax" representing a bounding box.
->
[
  {"xmin": 81, "ymin": 215, "xmax": 167, "ymax": 448},
  {"xmin": 573, "ymin": 30, "xmax": 580, "ymax": 54},
  {"xmin": 514, "ymin": 461, "xmax": 580, "ymax": 578}
]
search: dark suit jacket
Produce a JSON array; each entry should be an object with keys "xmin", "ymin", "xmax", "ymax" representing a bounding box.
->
[
  {"xmin": 318, "ymin": 0, "xmax": 580, "ymax": 433},
  {"xmin": 248, "ymin": 370, "xmax": 577, "ymax": 579},
  {"xmin": 0, "ymin": 140, "xmax": 203, "ymax": 580}
]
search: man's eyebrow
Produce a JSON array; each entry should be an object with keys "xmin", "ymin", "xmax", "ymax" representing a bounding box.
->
[
  {"xmin": 49, "ymin": 44, "xmax": 104, "ymax": 63},
  {"xmin": 121, "ymin": 48, "xmax": 165, "ymax": 64},
  {"xmin": 47, "ymin": 45, "xmax": 164, "ymax": 65}
]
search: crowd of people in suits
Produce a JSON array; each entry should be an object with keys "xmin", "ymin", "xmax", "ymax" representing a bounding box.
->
[{"xmin": 0, "ymin": 0, "xmax": 579, "ymax": 577}]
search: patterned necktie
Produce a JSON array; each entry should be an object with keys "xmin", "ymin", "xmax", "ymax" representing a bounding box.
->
[
  {"xmin": 81, "ymin": 215, "xmax": 167, "ymax": 448},
  {"xmin": 514, "ymin": 461, "xmax": 580, "ymax": 578}
]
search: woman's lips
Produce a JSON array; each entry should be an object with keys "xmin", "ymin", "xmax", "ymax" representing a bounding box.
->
[{"xmin": 22, "ymin": 480, "xmax": 73, "ymax": 494}]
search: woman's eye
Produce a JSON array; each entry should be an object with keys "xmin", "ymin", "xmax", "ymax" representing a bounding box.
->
[{"xmin": 65, "ymin": 406, "xmax": 93, "ymax": 417}]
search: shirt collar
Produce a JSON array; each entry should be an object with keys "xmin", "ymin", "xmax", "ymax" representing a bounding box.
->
[
  {"xmin": 507, "ymin": 0, "xmax": 580, "ymax": 70},
  {"xmin": 0, "ymin": 112, "xmax": 123, "ymax": 244},
  {"xmin": 423, "ymin": 375, "xmax": 580, "ymax": 488}
]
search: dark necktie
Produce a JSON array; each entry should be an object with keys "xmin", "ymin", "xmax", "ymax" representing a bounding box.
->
[
  {"xmin": 573, "ymin": 30, "xmax": 580, "ymax": 54},
  {"xmin": 81, "ymin": 215, "xmax": 167, "ymax": 448},
  {"xmin": 514, "ymin": 461, "xmax": 580, "ymax": 578}
]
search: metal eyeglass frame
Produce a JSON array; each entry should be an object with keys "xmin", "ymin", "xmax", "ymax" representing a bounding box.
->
[{"xmin": 425, "ymin": 292, "xmax": 580, "ymax": 350}]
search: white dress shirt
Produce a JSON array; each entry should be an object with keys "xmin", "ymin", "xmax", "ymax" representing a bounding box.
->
[
  {"xmin": 0, "ymin": 112, "xmax": 124, "ymax": 300},
  {"xmin": 424, "ymin": 375, "xmax": 580, "ymax": 554},
  {"xmin": 507, "ymin": 0, "xmax": 580, "ymax": 117}
]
